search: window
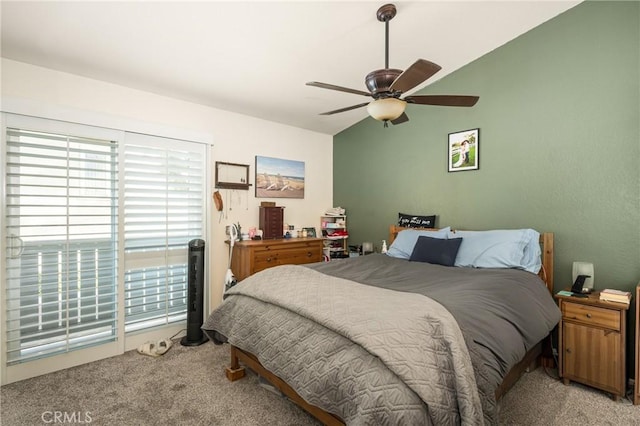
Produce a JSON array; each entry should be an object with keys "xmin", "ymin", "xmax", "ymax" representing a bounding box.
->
[
  {"xmin": 2, "ymin": 114, "xmax": 207, "ymax": 378},
  {"xmin": 4, "ymin": 121, "xmax": 118, "ymax": 365},
  {"xmin": 123, "ymin": 134, "xmax": 205, "ymax": 332}
]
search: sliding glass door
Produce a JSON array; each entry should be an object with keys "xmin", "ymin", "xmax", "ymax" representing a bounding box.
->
[
  {"xmin": 4, "ymin": 119, "xmax": 119, "ymax": 366},
  {"xmin": 123, "ymin": 134, "xmax": 205, "ymax": 332},
  {"xmin": 2, "ymin": 114, "xmax": 207, "ymax": 383}
]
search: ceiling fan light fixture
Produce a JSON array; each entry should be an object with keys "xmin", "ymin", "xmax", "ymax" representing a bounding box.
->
[
  {"xmin": 367, "ymin": 98, "xmax": 406, "ymax": 122},
  {"xmin": 307, "ymin": 3, "xmax": 478, "ymax": 127}
]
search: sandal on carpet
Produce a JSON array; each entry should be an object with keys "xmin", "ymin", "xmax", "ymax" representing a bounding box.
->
[
  {"xmin": 137, "ymin": 338, "xmax": 172, "ymax": 357},
  {"xmin": 137, "ymin": 341, "xmax": 158, "ymax": 357},
  {"xmin": 154, "ymin": 338, "xmax": 173, "ymax": 356}
]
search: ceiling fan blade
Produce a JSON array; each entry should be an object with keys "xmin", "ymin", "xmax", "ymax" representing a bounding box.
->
[
  {"xmin": 404, "ymin": 95, "xmax": 479, "ymax": 107},
  {"xmin": 389, "ymin": 59, "xmax": 442, "ymax": 93},
  {"xmin": 319, "ymin": 102, "xmax": 369, "ymax": 115},
  {"xmin": 390, "ymin": 112, "xmax": 409, "ymax": 125},
  {"xmin": 306, "ymin": 81, "xmax": 372, "ymax": 97}
]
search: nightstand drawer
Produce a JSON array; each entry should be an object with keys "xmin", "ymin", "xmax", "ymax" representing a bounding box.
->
[{"xmin": 562, "ymin": 303, "xmax": 620, "ymax": 330}]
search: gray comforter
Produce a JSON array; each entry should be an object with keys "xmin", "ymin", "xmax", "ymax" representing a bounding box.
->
[
  {"xmin": 203, "ymin": 255, "xmax": 561, "ymax": 425},
  {"xmin": 308, "ymin": 254, "xmax": 562, "ymax": 390}
]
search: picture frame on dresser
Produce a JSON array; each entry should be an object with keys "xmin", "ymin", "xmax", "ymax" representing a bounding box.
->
[{"xmin": 303, "ymin": 227, "xmax": 317, "ymax": 238}]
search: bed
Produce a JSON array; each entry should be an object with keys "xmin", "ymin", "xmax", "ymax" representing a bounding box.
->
[{"xmin": 203, "ymin": 225, "xmax": 561, "ymax": 425}]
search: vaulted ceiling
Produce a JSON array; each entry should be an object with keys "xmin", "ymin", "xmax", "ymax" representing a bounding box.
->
[{"xmin": 1, "ymin": 1, "xmax": 581, "ymax": 135}]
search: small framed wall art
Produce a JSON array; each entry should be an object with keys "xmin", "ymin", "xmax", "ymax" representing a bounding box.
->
[
  {"xmin": 448, "ymin": 128, "xmax": 479, "ymax": 172},
  {"xmin": 215, "ymin": 161, "xmax": 251, "ymax": 190}
]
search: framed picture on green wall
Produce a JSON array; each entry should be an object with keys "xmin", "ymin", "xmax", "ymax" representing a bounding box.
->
[{"xmin": 448, "ymin": 128, "xmax": 479, "ymax": 172}]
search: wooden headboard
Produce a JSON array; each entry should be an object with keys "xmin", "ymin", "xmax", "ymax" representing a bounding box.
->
[{"xmin": 388, "ymin": 225, "xmax": 554, "ymax": 294}]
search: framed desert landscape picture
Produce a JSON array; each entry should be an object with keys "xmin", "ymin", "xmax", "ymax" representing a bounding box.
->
[{"xmin": 255, "ymin": 156, "xmax": 305, "ymax": 199}]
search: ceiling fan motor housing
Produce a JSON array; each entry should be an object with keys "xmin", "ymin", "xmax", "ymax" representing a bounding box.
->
[{"xmin": 365, "ymin": 69, "xmax": 402, "ymax": 98}]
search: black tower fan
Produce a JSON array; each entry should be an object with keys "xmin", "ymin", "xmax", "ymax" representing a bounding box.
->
[{"xmin": 181, "ymin": 239, "xmax": 208, "ymax": 346}]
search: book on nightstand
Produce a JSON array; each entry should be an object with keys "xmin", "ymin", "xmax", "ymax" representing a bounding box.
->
[{"xmin": 599, "ymin": 288, "xmax": 631, "ymax": 305}]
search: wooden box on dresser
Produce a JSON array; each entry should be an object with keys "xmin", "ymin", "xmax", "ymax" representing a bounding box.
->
[
  {"xmin": 259, "ymin": 206, "xmax": 284, "ymax": 240},
  {"xmin": 635, "ymin": 283, "xmax": 639, "ymax": 405},
  {"xmin": 555, "ymin": 290, "xmax": 629, "ymax": 400},
  {"xmin": 230, "ymin": 238, "xmax": 323, "ymax": 282}
]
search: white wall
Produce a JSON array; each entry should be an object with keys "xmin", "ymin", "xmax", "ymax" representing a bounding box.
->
[{"xmin": 1, "ymin": 58, "xmax": 333, "ymax": 311}]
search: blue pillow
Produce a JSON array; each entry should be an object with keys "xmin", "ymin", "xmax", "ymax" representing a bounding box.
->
[
  {"xmin": 521, "ymin": 229, "xmax": 542, "ymax": 273},
  {"xmin": 386, "ymin": 227, "xmax": 450, "ymax": 260},
  {"xmin": 409, "ymin": 236, "xmax": 463, "ymax": 267},
  {"xmin": 448, "ymin": 229, "xmax": 541, "ymax": 273}
]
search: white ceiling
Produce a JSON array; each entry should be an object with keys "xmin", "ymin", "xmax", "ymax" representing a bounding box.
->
[{"xmin": 1, "ymin": 1, "xmax": 580, "ymax": 135}]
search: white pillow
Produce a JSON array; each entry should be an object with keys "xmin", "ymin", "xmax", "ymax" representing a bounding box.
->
[
  {"xmin": 386, "ymin": 227, "xmax": 450, "ymax": 260},
  {"xmin": 448, "ymin": 229, "xmax": 541, "ymax": 273}
]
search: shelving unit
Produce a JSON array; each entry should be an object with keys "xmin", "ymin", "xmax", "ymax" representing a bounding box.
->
[{"xmin": 320, "ymin": 214, "xmax": 348, "ymax": 259}]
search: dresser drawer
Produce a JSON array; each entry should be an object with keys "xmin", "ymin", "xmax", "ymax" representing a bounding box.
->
[
  {"xmin": 562, "ymin": 302, "xmax": 620, "ymax": 330},
  {"xmin": 254, "ymin": 246, "xmax": 321, "ymax": 271},
  {"xmin": 253, "ymin": 252, "xmax": 280, "ymax": 273},
  {"xmin": 232, "ymin": 239, "xmax": 323, "ymax": 277},
  {"xmin": 253, "ymin": 241, "xmax": 320, "ymax": 253},
  {"xmin": 275, "ymin": 246, "xmax": 322, "ymax": 264}
]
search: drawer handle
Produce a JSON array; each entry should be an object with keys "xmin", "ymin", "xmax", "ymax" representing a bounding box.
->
[
  {"xmin": 266, "ymin": 257, "xmax": 272, "ymax": 263},
  {"xmin": 307, "ymin": 251, "xmax": 312, "ymax": 257},
  {"xmin": 585, "ymin": 313, "xmax": 592, "ymax": 319}
]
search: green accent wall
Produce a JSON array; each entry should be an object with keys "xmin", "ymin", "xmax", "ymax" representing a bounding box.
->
[{"xmin": 334, "ymin": 1, "xmax": 639, "ymax": 294}]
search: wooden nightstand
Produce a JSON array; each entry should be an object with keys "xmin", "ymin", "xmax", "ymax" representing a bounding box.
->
[
  {"xmin": 635, "ymin": 284, "xmax": 639, "ymax": 405},
  {"xmin": 555, "ymin": 290, "xmax": 629, "ymax": 400}
]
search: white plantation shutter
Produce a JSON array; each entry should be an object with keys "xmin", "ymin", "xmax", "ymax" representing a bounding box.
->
[
  {"xmin": 123, "ymin": 133, "xmax": 205, "ymax": 332},
  {"xmin": 4, "ymin": 117, "xmax": 119, "ymax": 364},
  {"xmin": 2, "ymin": 114, "xmax": 209, "ymax": 381}
]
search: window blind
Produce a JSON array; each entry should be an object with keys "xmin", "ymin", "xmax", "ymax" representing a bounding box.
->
[
  {"xmin": 123, "ymin": 134, "xmax": 205, "ymax": 332},
  {"xmin": 4, "ymin": 127, "xmax": 118, "ymax": 364}
]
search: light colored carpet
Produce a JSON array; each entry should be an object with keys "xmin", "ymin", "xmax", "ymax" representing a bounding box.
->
[
  {"xmin": 1, "ymin": 340, "xmax": 318, "ymax": 426},
  {"xmin": 498, "ymin": 365, "xmax": 639, "ymax": 425},
  {"xmin": 1, "ymin": 339, "xmax": 638, "ymax": 425}
]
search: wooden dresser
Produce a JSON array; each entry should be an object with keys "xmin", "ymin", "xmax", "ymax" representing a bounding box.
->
[
  {"xmin": 555, "ymin": 290, "xmax": 629, "ymax": 400},
  {"xmin": 230, "ymin": 238, "xmax": 323, "ymax": 281}
]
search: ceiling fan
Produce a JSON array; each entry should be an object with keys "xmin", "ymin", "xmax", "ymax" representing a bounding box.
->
[{"xmin": 307, "ymin": 3, "xmax": 479, "ymax": 127}]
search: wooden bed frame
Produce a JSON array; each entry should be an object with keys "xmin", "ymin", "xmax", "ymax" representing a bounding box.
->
[{"xmin": 224, "ymin": 226, "xmax": 556, "ymax": 425}]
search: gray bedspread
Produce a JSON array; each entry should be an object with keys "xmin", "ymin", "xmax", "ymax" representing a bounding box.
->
[
  {"xmin": 203, "ymin": 255, "xmax": 561, "ymax": 425},
  {"xmin": 308, "ymin": 254, "xmax": 562, "ymax": 389}
]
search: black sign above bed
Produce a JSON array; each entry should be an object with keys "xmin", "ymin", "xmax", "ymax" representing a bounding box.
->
[{"xmin": 398, "ymin": 213, "xmax": 436, "ymax": 228}]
